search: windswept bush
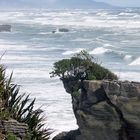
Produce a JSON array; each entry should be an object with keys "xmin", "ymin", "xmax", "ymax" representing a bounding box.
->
[
  {"xmin": 0, "ymin": 65, "xmax": 51, "ymax": 140},
  {"xmin": 50, "ymin": 50, "xmax": 118, "ymax": 81}
]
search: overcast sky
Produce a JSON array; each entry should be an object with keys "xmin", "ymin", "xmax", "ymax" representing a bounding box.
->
[{"xmin": 95, "ymin": 0, "xmax": 140, "ymax": 7}]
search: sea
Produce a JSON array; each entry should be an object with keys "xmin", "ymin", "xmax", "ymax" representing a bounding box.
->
[{"xmin": 0, "ymin": 8, "xmax": 140, "ymax": 137}]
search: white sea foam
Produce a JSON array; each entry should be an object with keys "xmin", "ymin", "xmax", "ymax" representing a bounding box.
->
[
  {"xmin": 96, "ymin": 12, "xmax": 108, "ymax": 16},
  {"xmin": 31, "ymin": 14, "xmax": 140, "ymax": 29},
  {"xmin": 1, "ymin": 10, "xmax": 140, "ymax": 29},
  {"xmin": 124, "ymin": 55, "xmax": 132, "ymax": 61},
  {"xmin": 72, "ymin": 38, "xmax": 92, "ymax": 42},
  {"xmin": 129, "ymin": 57, "xmax": 140, "ymax": 66},
  {"xmin": 103, "ymin": 43, "xmax": 113, "ymax": 47},
  {"xmin": 115, "ymin": 72, "xmax": 140, "ymax": 82},
  {"xmin": 2, "ymin": 55, "xmax": 48, "ymax": 62},
  {"xmin": 0, "ymin": 44, "xmax": 28, "ymax": 51},
  {"xmin": 118, "ymin": 12, "xmax": 135, "ymax": 16},
  {"xmin": 38, "ymin": 32, "xmax": 52, "ymax": 35},
  {"xmin": 89, "ymin": 47, "xmax": 110, "ymax": 55},
  {"xmin": 12, "ymin": 69, "xmax": 50, "ymax": 79},
  {"xmin": 62, "ymin": 48, "xmax": 84, "ymax": 55}
]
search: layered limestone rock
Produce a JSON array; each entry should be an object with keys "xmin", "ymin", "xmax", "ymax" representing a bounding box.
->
[
  {"xmin": 0, "ymin": 119, "xmax": 28, "ymax": 139},
  {"xmin": 53, "ymin": 80, "xmax": 140, "ymax": 140}
]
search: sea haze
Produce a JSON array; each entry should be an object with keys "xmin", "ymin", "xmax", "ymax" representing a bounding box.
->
[
  {"xmin": 0, "ymin": 8, "xmax": 140, "ymax": 136},
  {"xmin": 0, "ymin": 0, "xmax": 114, "ymax": 9}
]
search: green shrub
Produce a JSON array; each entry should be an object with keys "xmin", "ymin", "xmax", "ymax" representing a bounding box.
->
[
  {"xmin": 0, "ymin": 109, "xmax": 11, "ymax": 119},
  {"xmin": 51, "ymin": 50, "xmax": 118, "ymax": 81},
  {"xmin": 72, "ymin": 91, "xmax": 80, "ymax": 99},
  {"xmin": 6, "ymin": 133, "xmax": 17, "ymax": 140}
]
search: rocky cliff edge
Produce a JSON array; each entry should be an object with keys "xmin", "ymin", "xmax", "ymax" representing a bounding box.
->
[{"xmin": 53, "ymin": 80, "xmax": 140, "ymax": 140}]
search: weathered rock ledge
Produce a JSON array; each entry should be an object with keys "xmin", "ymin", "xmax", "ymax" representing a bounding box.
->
[
  {"xmin": 53, "ymin": 80, "xmax": 140, "ymax": 140},
  {"xmin": 0, "ymin": 119, "xmax": 28, "ymax": 139}
]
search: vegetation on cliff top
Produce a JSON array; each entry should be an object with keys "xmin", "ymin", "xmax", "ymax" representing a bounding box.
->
[
  {"xmin": 0, "ymin": 65, "xmax": 51, "ymax": 140},
  {"xmin": 51, "ymin": 50, "xmax": 118, "ymax": 81}
]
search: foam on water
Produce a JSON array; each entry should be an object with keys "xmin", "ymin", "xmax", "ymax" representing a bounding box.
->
[
  {"xmin": 118, "ymin": 12, "xmax": 136, "ymax": 16},
  {"xmin": 115, "ymin": 71, "xmax": 140, "ymax": 82},
  {"xmin": 7, "ymin": 68, "xmax": 51, "ymax": 79},
  {"xmin": 129, "ymin": 57, "xmax": 140, "ymax": 66},
  {"xmin": 103, "ymin": 43, "xmax": 113, "ymax": 47},
  {"xmin": 96, "ymin": 11, "xmax": 109, "ymax": 16},
  {"xmin": 124, "ymin": 55, "xmax": 132, "ymax": 61},
  {"xmin": 0, "ymin": 10, "xmax": 140, "ymax": 29},
  {"xmin": 0, "ymin": 44, "xmax": 28, "ymax": 51},
  {"xmin": 89, "ymin": 47, "xmax": 110, "ymax": 55},
  {"xmin": 62, "ymin": 48, "xmax": 84, "ymax": 55},
  {"xmin": 2, "ymin": 55, "xmax": 48, "ymax": 61},
  {"xmin": 33, "ymin": 17, "xmax": 140, "ymax": 28},
  {"xmin": 72, "ymin": 38, "xmax": 93, "ymax": 42}
]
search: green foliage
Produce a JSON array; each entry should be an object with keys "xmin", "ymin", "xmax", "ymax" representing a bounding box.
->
[
  {"xmin": 0, "ymin": 65, "xmax": 52, "ymax": 140},
  {"xmin": 72, "ymin": 91, "xmax": 80, "ymax": 99},
  {"xmin": 0, "ymin": 109, "xmax": 11, "ymax": 119},
  {"xmin": 0, "ymin": 65, "xmax": 6, "ymax": 99},
  {"xmin": 51, "ymin": 50, "xmax": 118, "ymax": 81},
  {"xmin": 6, "ymin": 133, "xmax": 17, "ymax": 140},
  {"xmin": 50, "ymin": 59, "xmax": 71, "ymax": 78},
  {"xmin": 23, "ymin": 133, "xmax": 31, "ymax": 140},
  {"xmin": 26, "ymin": 109, "xmax": 51, "ymax": 140}
]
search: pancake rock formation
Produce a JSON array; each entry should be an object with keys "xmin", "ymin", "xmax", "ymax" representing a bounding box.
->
[
  {"xmin": 53, "ymin": 80, "xmax": 140, "ymax": 140},
  {"xmin": 0, "ymin": 119, "xmax": 28, "ymax": 139}
]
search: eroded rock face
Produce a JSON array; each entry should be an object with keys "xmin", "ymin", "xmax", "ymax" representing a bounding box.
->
[
  {"xmin": 0, "ymin": 25, "xmax": 11, "ymax": 32},
  {"xmin": 53, "ymin": 80, "xmax": 140, "ymax": 140},
  {"xmin": 53, "ymin": 130, "xmax": 80, "ymax": 140},
  {"xmin": 0, "ymin": 119, "xmax": 28, "ymax": 139}
]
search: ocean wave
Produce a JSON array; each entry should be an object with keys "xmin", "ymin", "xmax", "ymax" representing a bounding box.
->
[
  {"xmin": 103, "ymin": 43, "xmax": 114, "ymax": 47},
  {"xmin": 115, "ymin": 71, "xmax": 140, "ymax": 82},
  {"xmin": 1, "ymin": 10, "xmax": 140, "ymax": 29},
  {"xmin": 6, "ymin": 68, "xmax": 51, "ymax": 79},
  {"xmin": 72, "ymin": 38, "xmax": 93, "ymax": 42},
  {"xmin": 124, "ymin": 55, "xmax": 132, "ymax": 61},
  {"xmin": 118, "ymin": 12, "xmax": 135, "ymax": 16},
  {"xmin": 38, "ymin": 32, "xmax": 53, "ymax": 35},
  {"xmin": 96, "ymin": 12, "xmax": 108, "ymax": 16},
  {"xmin": 2, "ymin": 55, "xmax": 48, "ymax": 61},
  {"xmin": 89, "ymin": 47, "xmax": 110, "ymax": 55},
  {"xmin": 62, "ymin": 48, "xmax": 84, "ymax": 55},
  {"xmin": 0, "ymin": 44, "xmax": 28, "ymax": 51},
  {"xmin": 129, "ymin": 57, "xmax": 140, "ymax": 66}
]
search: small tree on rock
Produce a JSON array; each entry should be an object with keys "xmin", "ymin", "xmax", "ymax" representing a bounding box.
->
[{"xmin": 50, "ymin": 50, "xmax": 118, "ymax": 81}]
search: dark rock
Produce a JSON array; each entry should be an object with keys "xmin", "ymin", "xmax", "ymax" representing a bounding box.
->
[
  {"xmin": 54, "ymin": 80, "xmax": 140, "ymax": 140},
  {"xmin": 58, "ymin": 28, "xmax": 69, "ymax": 32},
  {"xmin": 0, "ymin": 24, "xmax": 12, "ymax": 32},
  {"xmin": 53, "ymin": 129, "xmax": 80, "ymax": 140},
  {"xmin": 52, "ymin": 28, "xmax": 69, "ymax": 33},
  {"xmin": 52, "ymin": 30, "xmax": 56, "ymax": 33}
]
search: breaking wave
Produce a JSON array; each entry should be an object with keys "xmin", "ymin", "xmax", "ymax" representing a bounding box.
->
[
  {"xmin": 89, "ymin": 47, "xmax": 110, "ymax": 55},
  {"xmin": 129, "ymin": 57, "xmax": 140, "ymax": 66}
]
